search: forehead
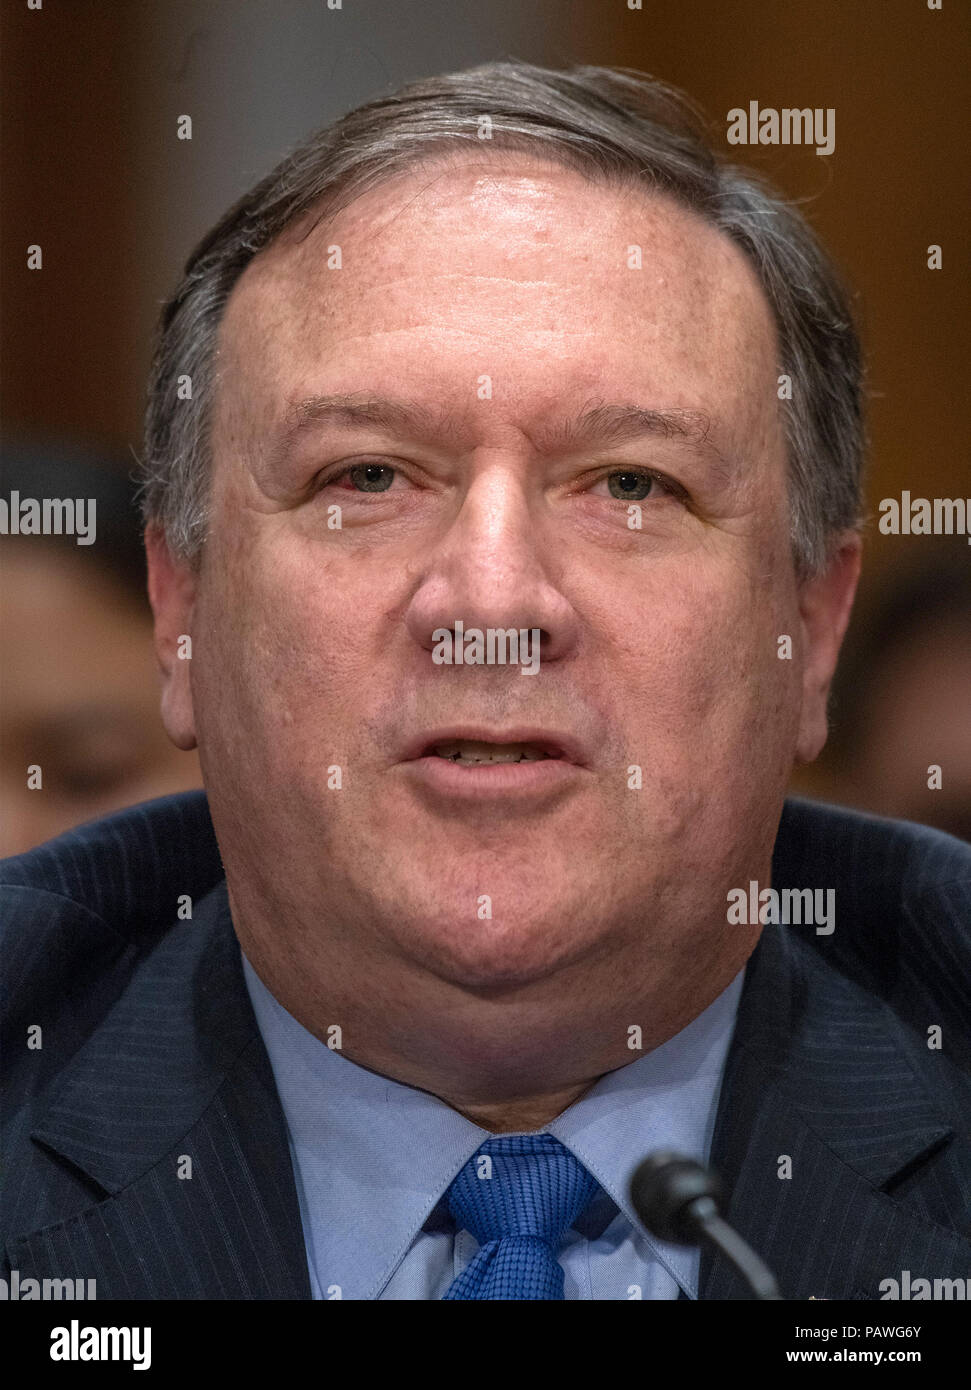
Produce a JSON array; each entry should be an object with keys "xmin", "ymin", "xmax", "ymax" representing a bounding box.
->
[{"xmin": 214, "ymin": 153, "xmax": 781, "ymax": 451}]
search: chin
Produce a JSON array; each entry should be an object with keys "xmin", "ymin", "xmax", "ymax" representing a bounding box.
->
[{"xmin": 386, "ymin": 895, "xmax": 607, "ymax": 992}]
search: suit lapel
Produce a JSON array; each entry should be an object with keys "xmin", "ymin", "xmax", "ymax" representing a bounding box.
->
[
  {"xmin": 12, "ymin": 797, "xmax": 970, "ymax": 1301},
  {"xmin": 700, "ymin": 920, "xmax": 971, "ymax": 1300},
  {"xmin": 8, "ymin": 881, "xmax": 311, "ymax": 1299}
]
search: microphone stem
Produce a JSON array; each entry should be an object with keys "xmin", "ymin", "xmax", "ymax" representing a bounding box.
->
[{"xmin": 695, "ymin": 1209, "xmax": 783, "ymax": 1300}]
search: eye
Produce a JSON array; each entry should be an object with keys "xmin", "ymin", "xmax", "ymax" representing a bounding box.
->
[
  {"xmin": 313, "ymin": 461, "xmax": 405, "ymax": 495},
  {"xmin": 592, "ymin": 469, "xmax": 675, "ymax": 502},
  {"xmin": 347, "ymin": 463, "xmax": 395, "ymax": 492}
]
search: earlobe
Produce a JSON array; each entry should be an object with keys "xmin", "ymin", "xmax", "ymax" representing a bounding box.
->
[
  {"xmin": 795, "ymin": 533, "xmax": 863, "ymax": 765},
  {"xmin": 144, "ymin": 523, "xmax": 199, "ymax": 752}
]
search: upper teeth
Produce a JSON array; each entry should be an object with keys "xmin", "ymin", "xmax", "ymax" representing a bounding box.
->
[{"xmin": 434, "ymin": 740, "xmax": 552, "ymax": 764}]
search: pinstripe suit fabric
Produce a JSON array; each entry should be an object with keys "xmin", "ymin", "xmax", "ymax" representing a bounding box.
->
[{"xmin": 3, "ymin": 792, "xmax": 970, "ymax": 1299}]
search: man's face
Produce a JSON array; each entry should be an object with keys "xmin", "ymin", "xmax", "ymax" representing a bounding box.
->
[{"xmin": 149, "ymin": 156, "xmax": 851, "ymax": 997}]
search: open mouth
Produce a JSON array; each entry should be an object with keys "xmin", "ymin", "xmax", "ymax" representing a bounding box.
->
[
  {"xmin": 430, "ymin": 739, "xmax": 559, "ymax": 766},
  {"xmin": 402, "ymin": 730, "xmax": 582, "ymax": 800}
]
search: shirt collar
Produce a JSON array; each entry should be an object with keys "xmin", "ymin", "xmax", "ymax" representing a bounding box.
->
[{"xmin": 242, "ymin": 953, "xmax": 743, "ymax": 1299}]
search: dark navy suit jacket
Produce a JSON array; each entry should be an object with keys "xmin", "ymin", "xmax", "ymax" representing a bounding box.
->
[{"xmin": 2, "ymin": 791, "xmax": 970, "ymax": 1299}]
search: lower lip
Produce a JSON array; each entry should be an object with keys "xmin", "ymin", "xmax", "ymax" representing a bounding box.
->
[{"xmin": 400, "ymin": 755, "xmax": 583, "ymax": 802}]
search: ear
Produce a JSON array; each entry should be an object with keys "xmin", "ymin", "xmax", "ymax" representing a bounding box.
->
[
  {"xmin": 795, "ymin": 532, "xmax": 863, "ymax": 764},
  {"xmin": 144, "ymin": 523, "xmax": 199, "ymax": 752}
]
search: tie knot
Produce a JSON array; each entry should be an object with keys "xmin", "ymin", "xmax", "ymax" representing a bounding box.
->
[{"xmin": 446, "ymin": 1133, "xmax": 600, "ymax": 1248}]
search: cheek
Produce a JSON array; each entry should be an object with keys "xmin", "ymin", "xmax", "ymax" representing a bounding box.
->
[
  {"xmin": 193, "ymin": 532, "xmax": 380, "ymax": 752},
  {"xmin": 588, "ymin": 555, "xmax": 798, "ymax": 767},
  {"xmin": 591, "ymin": 563, "xmax": 799, "ymax": 877}
]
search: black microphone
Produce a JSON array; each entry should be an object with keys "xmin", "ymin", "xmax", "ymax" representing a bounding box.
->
[{"xmin": 629, "ymin": 1151, "xmax": 783, "ymax": 1299}]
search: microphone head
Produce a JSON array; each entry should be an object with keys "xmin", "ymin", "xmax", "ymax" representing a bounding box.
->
[{"xmin": 629, "ymin": 1150, "xmax": 725, "ymax": 1244}]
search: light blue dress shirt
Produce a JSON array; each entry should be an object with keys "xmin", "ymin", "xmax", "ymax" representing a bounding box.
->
[{"xmin": 241, "ymin": 954, "xmax": 744, "ymax": 1300}]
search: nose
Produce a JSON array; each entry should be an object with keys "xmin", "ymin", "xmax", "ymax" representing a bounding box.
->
[{"xmin": 404, "ymin": 454, "xmax": 579, "ymax": 668}]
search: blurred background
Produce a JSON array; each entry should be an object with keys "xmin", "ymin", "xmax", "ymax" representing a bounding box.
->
[{"xmin": 2, "ymin": 0, "xmax": 968, "ymax": 853}]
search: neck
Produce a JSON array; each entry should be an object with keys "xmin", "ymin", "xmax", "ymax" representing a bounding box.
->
[
  {"xmin": 230, "ymin": 883, "xmax": 760, "ymax": 1133},
  {"xmin": 449, "ymin": 1082, "xmax": 599, "ymax": 1134}
]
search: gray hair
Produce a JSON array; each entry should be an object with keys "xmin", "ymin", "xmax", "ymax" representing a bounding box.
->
[{"xmin": 138, "ymin": 60, "xmax": 865, "ymax": 578}]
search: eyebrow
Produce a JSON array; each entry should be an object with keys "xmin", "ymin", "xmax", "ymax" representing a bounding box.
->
[{"xmin": 277, "ymin": 392, "xmax": 731, "ymax": 470}]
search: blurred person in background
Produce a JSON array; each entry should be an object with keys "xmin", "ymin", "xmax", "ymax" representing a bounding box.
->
[
  {"xmin": 0, "ymin": 440, "xmax": 203, "ymax": 856},
  {"xmin": 823, "ymin": 543, "xmax": 971, "ymax": 843}
]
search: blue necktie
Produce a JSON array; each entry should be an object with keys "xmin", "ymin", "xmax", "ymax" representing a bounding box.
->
[{"xmin": 442, "ymin": 1133, "xmax": 601, "ymax": 1300}]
